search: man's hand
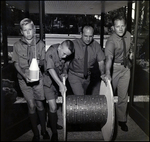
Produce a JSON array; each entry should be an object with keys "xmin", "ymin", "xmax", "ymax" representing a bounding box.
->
[
  {"xmin": 101, "ymin": 74, "xmax": 111, "ymax": 86},
  {"xmin": 100, "ymin": 74, "xmax": 107, "ymax": 85},
  {"xmin": 129, "ymin": 52, "xmax": 134, "ymax": 60},
  {"xmin": 59, "ymin": 83, "xmax": 67, "ymax": 96},
  {"xmin": 105, "ymin": 74, "xmax": 111, "ymax": 81},
  {"xmin": 24, "ymin": 74, "xmax": 32, "ymax": 83}
]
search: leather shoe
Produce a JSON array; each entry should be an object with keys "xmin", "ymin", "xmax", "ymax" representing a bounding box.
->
[
  {"xmin": 47, "ymin": 121, "xmax": 63, "ymax": 130},
  {"xmin": 41, "ymin": 131, "xmax": 50, "ymax": 139},
  {"xmin": 118, "ymin": 121, "xmax": 128, "ymax": 132},
  {"xmin": 51, "ymin": 133, "xmax": 58, "ymax": 141},
  {"xmin": 32, "ymin": 135, "xmax": 40, "ymax": 141}
]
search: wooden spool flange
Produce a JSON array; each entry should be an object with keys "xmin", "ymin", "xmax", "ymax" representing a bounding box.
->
[{"xmin": 100, "ymin": 80, "xmax": 115, "ymax": 141}]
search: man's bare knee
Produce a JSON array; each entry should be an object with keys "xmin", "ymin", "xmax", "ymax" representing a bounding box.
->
[{"xmin": 47, "ymin": 99, "xmax": 57, "ymax": 113}]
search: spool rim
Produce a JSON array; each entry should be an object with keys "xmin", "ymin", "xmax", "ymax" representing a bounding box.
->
[{"xmin": 100, "ymin": 80, "xmax": 115, "ymax": 141}]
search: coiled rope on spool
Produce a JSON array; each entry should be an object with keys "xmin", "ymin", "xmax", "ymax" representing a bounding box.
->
[
  {"xmin": 66, "ymin": 95, "xmax": 107, "ymax": 128},
  {"xmin": 62, "ymin": 79, "xmax": 115, "ymax": 141}
]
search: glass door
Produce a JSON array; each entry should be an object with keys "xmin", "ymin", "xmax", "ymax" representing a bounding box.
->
[{"xmin": 129, "ymin": 1, "xmax": 149, "ymax": 136}]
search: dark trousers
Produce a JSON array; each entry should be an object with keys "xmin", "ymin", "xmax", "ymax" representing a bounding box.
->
[{"xmin": 68, "ymin": 71, "xmax": 90, "ymax": 95}]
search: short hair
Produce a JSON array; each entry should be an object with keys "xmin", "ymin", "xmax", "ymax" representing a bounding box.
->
[
  {"xmin": 61, "ymin": 40, "xmax": 74, "ymax": 53},
  {"xmin": 20, "ymin": 18, "xmax": 35, "ymax": 30},
  {"xmin": 81, "ymin": 24, "xmax": 94, "ymax": 34},
  {"xmin": 112, "ymin": 14, "xmax": 127, "ymax": 26}
]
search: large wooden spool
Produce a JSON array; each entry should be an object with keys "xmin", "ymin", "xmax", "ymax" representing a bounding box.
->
[{"xmin": 62, "ymin": 79, "xmax": 114, "ymax": 141}]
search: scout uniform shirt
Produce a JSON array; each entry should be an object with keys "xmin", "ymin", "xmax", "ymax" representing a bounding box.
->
[
  {"xmin": 43, "ymin": 44, "xmax": 67, "ymax": 88},
  {"xmin": 12, "ymin": 36, "xmax": 45, "ymax": 79},
  {"xmin": 69, "ymin": 38, "xmax": 105, "ymax": 75},
  {"xmin": 105, "ymin": 31, "xmax": 131, "ymax": 64}
]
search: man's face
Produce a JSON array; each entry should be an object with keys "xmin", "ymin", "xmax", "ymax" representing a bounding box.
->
[
  {"xmin": 113, "ymin": 19, "xmax": 126, "ymax": 37},
  {"xmin": 58, "ymin": 44, "xmax": 72, "ymax": 59},
  {"xmin": 81, "ymin": 27, "xmax": 94, "ymax": 45},
  {"xmin": 21, "ymin": 23, "xmax": 35, "ymax": 40}
]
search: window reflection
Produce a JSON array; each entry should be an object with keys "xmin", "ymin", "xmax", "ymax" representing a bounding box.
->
[
  {"xmin": 5, "ymin": 2, "xmax": 127, "ymax": 36},
  {"xmin": 132, "ymin": 0, "xmax": 149, "ymax": 119}
]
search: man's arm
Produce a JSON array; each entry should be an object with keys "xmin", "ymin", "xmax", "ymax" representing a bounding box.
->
[
  {"xmin": 48, "ymin": 68, "xmax": 67, "ymax": 95},
  {"xmin": 104, "ymin": 40, "xmax": 115, "ymax": 81},
  {"xmin": 98, "ymin": 60, "xmax": 108, "ymax": 84},
  {"xmin": 98, "ymin": 60, "xmax": 105, "ymax": 75},
  {"xmin": 105, "ymin": 55, "xmax": 113, "ymax": 81},
  {"xmin": 61, "ymin": 61, "xmax": 70, "ymax": 80},
  {"xmin": 14, "ymin": 62, "xmax": 30, "ymax": 82}
]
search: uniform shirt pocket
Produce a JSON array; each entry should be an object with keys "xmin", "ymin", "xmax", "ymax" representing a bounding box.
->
[{"xmin": 18, "ymin": 52, "xmax": 29, "ymax": 68}]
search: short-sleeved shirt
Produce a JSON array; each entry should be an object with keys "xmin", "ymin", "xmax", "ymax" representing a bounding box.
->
[
  {"xmin": 105, "ymin": 31, "xmax": 131, "ymax": 63},
  {"xmin": 69, "ymin": 38, "xmax": 105, "ymax": 73},
  {"xmin": 43, "ymin": 44, "xmax": 67, "ymax": 88},
  {"xmin": 12, "ymin": 36, "xmax": 45, "ymax": 79}
]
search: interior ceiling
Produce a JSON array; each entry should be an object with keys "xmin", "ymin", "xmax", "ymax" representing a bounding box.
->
[{"xmin": 6, "ymin": 1, "xmax": 128, "ymax": 14}]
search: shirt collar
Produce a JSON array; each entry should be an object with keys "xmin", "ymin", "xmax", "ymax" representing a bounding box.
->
[
  {"xmin": 20, "ymin": 36, "xmax": 39, "ymax": 46},
  {"xmin": 112, "ymin": 31, "xmax": 127, "ymax": 41},
  {"xmin": 79, "ymin": 38, "xmax": 94, "ymax": 47}
]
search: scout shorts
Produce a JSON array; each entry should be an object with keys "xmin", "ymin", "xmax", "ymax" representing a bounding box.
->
[{"xmin": 18, "ymin": 78, "xmax": 45, "ymax": 101}]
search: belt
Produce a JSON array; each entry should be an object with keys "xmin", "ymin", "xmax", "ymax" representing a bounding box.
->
[
  {"xmin": 114, "ymin": 62, "xmax": 124, "ymax": 65},
  {"xmin": 69, "ymin": 69, "xmax": 90, "ymax": 78}
]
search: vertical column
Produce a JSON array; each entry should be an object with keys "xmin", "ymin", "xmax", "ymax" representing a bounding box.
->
[
  {"xmin": 100, "ymin": 1, "xmax": 105, "ymax": 49},
  {"xmin": 1, "ymin": 1, "xmax": 8, "ymax": 67},
  {"xmin": 127, "ymin": 1, "xmax": 132, "ymax": 33},
  {"xmin": 129, "ymin": 1, "xmax": 140, "ymax": 103},
  {"xmin": 1, "ymin": 2, "xmax": 7, "ymax": 140},
  {"xmin": 39, "ymin": 1, "xmax": 45, "ymax": 41},
  {"xmin": 68, "ymin": 15, "xmax": 70, "ymax": 36}
]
